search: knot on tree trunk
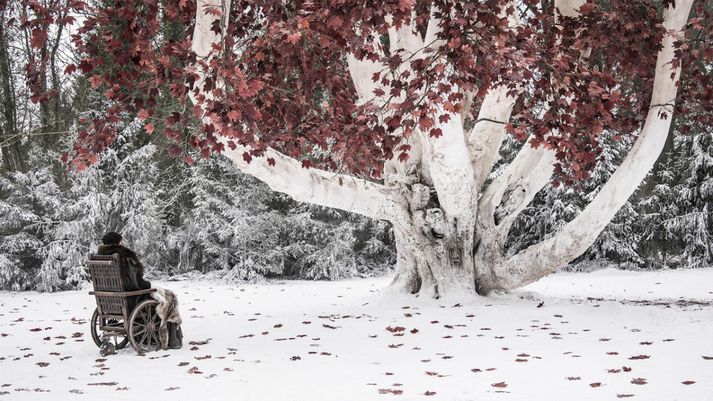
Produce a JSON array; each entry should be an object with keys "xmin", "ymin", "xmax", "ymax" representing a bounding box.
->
[{"xmin": 424, "ymin": 209, "xmax": 446, "ymax": 239}]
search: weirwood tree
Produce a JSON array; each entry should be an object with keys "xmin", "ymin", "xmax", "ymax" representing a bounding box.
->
[{"xmin": 27, "ymin": 0, "xmax": 712, "ymax": 296}]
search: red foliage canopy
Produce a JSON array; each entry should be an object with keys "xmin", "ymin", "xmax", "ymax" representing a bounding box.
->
[{"xmin": 21, "ymin": 0, "xmax": 713, "ymax": 183}]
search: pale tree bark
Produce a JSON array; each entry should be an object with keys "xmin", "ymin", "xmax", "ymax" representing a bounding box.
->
[
  {"xmin": 476, "ymin": 0, "xmax": 695, "ymax": 292},
  {"xmin": 466, "ymin": 3, "xmax": 521, "ymax": 192},
  {"xmin": 190, "ymin": 0, "xmax": 694, "ymax": 297}
]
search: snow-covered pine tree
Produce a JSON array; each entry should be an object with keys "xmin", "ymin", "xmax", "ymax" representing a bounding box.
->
[
  {"xmin": 35, "ymin": 118, "xmax": 165, "ymax": 291},
  {"xmin": 166, "ymin": 153, "xmax": 284, "ymax": 279},
  {"xmin": 576, "ymin": 134, "xmax": 642, "ymax": 268},
  {"xmin": 280, "ymin": 204, "xmax": 394, "ymax": 280},
  {"xmin": 99, "ymin": 120, "xmax": 165, "ymax": 271},
  {"xmin": 0, "ymin": 145, "xmax": 63, "ymax": 290},
  {"xmin": 671, "ymin": 132, "xmax": 713, "ymax": 267},
  {"xmin": 636, "ymin": 154, "xmax": 681, "ymax": 268},
  {"xmin": 167, "ymin": 153, "xmax": 395, "ymax": 282},
  {"xmin": 660, "ymin": 132, "xmax": 712, "ymax": 267}
]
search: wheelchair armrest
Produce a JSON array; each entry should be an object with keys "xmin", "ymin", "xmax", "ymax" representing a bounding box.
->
[{"xmin": 89, "ymin": 288, "xmax": 157, "ymax": 297}]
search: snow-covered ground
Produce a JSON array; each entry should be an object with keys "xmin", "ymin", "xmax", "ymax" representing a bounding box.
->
[{"xmin": 1, "ymin": 268, "xmax": 712, "ymax": 401}]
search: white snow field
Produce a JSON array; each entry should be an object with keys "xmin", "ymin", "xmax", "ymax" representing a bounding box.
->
[{"xmin": 1, "ymin": 268, "xmax": 712, "ymax": 401}]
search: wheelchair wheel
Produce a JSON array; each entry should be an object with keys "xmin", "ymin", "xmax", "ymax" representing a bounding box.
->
[
  {"xmin": 90, "ymin": 307, "xmax": 129, "ymax": 350},
  {"xmin": 129, "ymin": 299, "xmax": 161, "ymax": 353}
]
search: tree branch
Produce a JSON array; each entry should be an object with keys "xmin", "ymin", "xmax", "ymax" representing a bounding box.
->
[
  {"xmin": 467, "ymin": 85, "xmax": 518, "ymax": 192},
  {"xmin": 191, "ymin": 0, "xmax": 401, "ymax": 221},
  {"xmin": 466, "ymin": 2, "xmax": 522, "ymax": 192},
  {"xmin": 493, "ymin": 0, "xmax": 695, "ymax": 290},
  {"xmin": 477, "ymin": 140, "xmax": 555, "ymax": 244},
  {"xmin": 220, "ymin": 143, "xmax": 401, "ymax": 221}
]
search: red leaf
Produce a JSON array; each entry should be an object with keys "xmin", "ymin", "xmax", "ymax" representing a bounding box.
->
[
  {"xmin": 137, "ymin": 109, "xmax": 150, "ymax": 121},
  {"xmin": 64, "ymin": 64, "xmax": 76, "ymax": 75},
  {"xmin": 419, "ymin": 117, "xmax": 434, "ymax": 130},
  {"xmin": 88, "ymin": 75, "xmax": 102, "ymax": 89},
  {"xmin": 398, "ymin": 0, "xmax": 414, "ymax": 11},
  {"xmin": 297, "ymin": 18, "xmax": 309, "ymax": 30},
  {"xmin": 227, "ymin": 109, "xmax": 241, "ymax": 122},
  {"xmin": 168, "ymin": 145, "xmax": 182, "ymax": 157},
  {"xmin": 386, "ymin": 326, "xmax": 406, "ymax": 333},
  {"xmin": 286, "ymin": 32, "xmax": 302, "ymax": 45},
  {"xmin": 628, "ymin": 355, "xmax": 650, "ymax": 360},
  {"xmin": 267, "ymin": 157, "xmax": 275, "ymax": 166},
  {"xmin": 491, "ymin": 382, "xmax": 507, "ymax": 388},
  {"xmin": 242, "ymin": 152, "xmax": 252, "ymax": 163},
  {"xmin": 30, "ymin": 28, "xmax": 47, "ymax": 49},
  {"xmin": 378, "ymin": 389, "xmax": 403, "ymax": 395},
  {"xmin": 579, "ymin": 3, "xmax": 597, "ymax": 15}
]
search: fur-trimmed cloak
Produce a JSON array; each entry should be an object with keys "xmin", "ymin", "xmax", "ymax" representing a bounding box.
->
[{"xmin": 152, "ymin": 288, "xmax": 183, "ymax": 350}]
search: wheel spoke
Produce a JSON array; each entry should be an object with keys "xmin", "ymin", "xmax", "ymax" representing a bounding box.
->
[
  {"xmin": 139, "ymin": 330, "xmax": 148, "ymax": 347},
  {"xmin": 133, "ymin": 328, "xmax": 147, "ymax": 337},
  {"xmin": 150, "ymin": 331, "xmax": 159, "ymax": 349}
]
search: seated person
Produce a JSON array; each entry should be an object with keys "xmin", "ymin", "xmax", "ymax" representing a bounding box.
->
[
  {"xmin": 97, "ymin": 232, "xmax": 151, "ymax": 291},
  {"xmin": 96, "ymin": 232, "xmax": 182, "ymax": 349}
]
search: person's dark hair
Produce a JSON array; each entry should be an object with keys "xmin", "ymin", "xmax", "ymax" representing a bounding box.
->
[{"xmin": 102, "ymin": 232, "xmax": 122, "ymax": 245}]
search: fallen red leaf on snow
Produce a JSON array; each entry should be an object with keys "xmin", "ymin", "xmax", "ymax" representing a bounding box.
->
[{"xmin": 628, "ymin": 355, "xmax": 650, "ymax": 360}]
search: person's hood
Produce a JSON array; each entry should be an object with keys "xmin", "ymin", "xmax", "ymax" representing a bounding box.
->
[
  {"xmin": 97, "ymin": 243, "xmax": 118, "ymax": 253},
  {"xmin": 98, "ymin": 243, "xmax": 130, "ymax": 254},
  {"xmin": 97, "ymin": 243, "xmax": 138, "ymax": 258}
]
